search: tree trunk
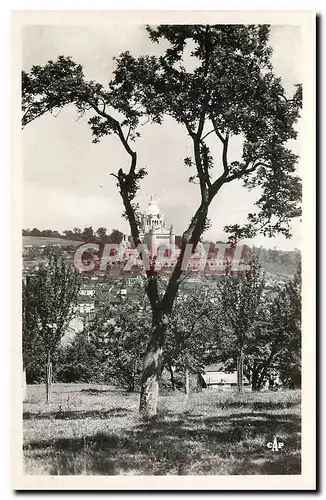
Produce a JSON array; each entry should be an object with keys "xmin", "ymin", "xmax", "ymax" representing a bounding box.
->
[
  {"xmin": 22, "ymin": 366, "xmax": 27, "ymax": 402},
  {"xmin": 127, "ymin": 380, "xmax": 135, "ymax": 392},
  {"xmin": 237, "ymin": 352, "xmax": 244, "ymax": 393},
  {"xmin": 258, "ymin": 351, "xmax": 277, "ymax": 390},
  {"xmin": 251, "ymin": 370, "xmax": 260, "ymax": 391},
  {"xmin": 168, "ymin": 363, "xmax": 175, "ymax": 391},
  {"xmin": 127, "ymin": 366, "xmax": 136, "ymax": 392},
  {"xmin": 45, "ymin": 351, "xmax": 52, "ymax": 404},
  {"xmin": 185, "ymin": 368, "xmax": 190, "ymax": 398},
  {"xmin": 139, "ymin": 320, "xmax": 166, "ymax": 419},
  {"xmin": 268, "ymin": 376, "xmax": 274, "ymax": 390}
]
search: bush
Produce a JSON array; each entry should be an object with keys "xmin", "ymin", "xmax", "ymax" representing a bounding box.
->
[{"xmin": 55, "ymin": 363, "xmax": 94, "ymax": 383}]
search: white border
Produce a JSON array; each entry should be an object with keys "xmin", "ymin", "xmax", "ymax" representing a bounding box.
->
[{"xmin": 10, "ymin": 10, "xmax": 316, "ymax": 491}]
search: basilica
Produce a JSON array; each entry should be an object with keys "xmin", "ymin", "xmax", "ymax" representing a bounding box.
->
[
  {"xmin": 117, "ymin": 196, "xmax": 177, "ymax": 268},
  {"xmin": 138, "ymin": 196, "xmax": 175, "ymax": 254}
]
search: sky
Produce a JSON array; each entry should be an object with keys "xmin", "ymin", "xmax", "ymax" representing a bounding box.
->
[{"xmin": 22, "ymin": 24, "xmax": 302, "ymax": 250}]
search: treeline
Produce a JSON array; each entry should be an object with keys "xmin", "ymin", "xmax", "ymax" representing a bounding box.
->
[{"xmin": 22, "ymin": 227, "xmax": 124, "ymax": 243}]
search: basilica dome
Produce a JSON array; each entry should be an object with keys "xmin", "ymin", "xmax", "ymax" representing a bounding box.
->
[{"xmin": 145, "ymin": 196, "xmax": 162, "ymax": 217}]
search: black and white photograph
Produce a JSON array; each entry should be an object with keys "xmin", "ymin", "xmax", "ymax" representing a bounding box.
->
[{"xmin": 12, "ymin": 9, "xmax": 315, "ymax": 490}]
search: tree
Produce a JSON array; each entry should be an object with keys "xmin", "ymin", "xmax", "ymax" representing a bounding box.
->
[
  {"xmin": 218, "ymin": 260, "xmax": 302, "ymax": 391},
  {"xmin": 55, "ymin": 331, "xmax": 97, "ymax": 383},
  {"xmin": 165, "ymin": 285, "xmax": 220, "ymax": 394},
  {"xmin": 218, "ymin": 258, "xmax": 266, "ymax": 392},
  {"xmin": 81, "ymin": 226, "xmax": 94, "ymax": 242},
  {"xmin": 109, "ymin": 229, "xmax": 124, "ymax": 244},
  {"xmin": 63, "ymin": 229, "xmax": 74, "ymax": 240},
  {"xmin": 22, "ymin": 277, "xmax": 44, "ymax": 397},
  {"xmin": 73, "ymin": 227, "xmax": 82, "ymax": 240},
  {"xmin": 41, "ymin": 229, "xmax": 54, "ymax": 238},
  {"xmin": 88, "ymin": 295, "xmax": 151, "ymax": 391},
  {"xmin": 22, "ymin": 25, "xmax": 302, "ymax": 417},
  {"xmin": 269, "ymin": 262, "xmax": 301, "ymax": 388},
  {"xmin": 236, "ymin": 296, "xmax": 279, "ymax": 391},
  {"xmin": 96, "ymin": 227, "xmax": 107, "ymax": 241},
  {"xmin": 30, "ymin": 227, "xmax": 41, "ymax": 237},
  {"xmin": 22, "ymin": 254, "xmax": 80, "ymax": 402}
]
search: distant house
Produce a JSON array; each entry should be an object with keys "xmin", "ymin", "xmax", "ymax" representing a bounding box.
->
[
  {"xmin": 79, "ymin": 287, "xmax": 96, "ymax": 297},
  {"xmin": 78, "ymin": 302, "xmax": 95, "ymax": 314},
  {"xmin": 200, "ymin": 363, "xmax": 251, "ymax": 391}
]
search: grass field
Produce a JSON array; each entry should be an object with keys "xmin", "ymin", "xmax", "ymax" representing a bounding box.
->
[
  {"xmin": 23, "ymin": 236, "xmax": 83, "ymax": 247},
  {"xmin": 23, "ymin": 384, "xmax": 301, "ymax": 476}
]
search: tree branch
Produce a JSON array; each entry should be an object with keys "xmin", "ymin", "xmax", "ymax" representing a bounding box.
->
[
  {"xmin": 210, "ymin": 114, "xmax": 227, "ymax": 144},
  {"xmin": 201, "ymin": 129, "xmax": 215, "ymax": 141},
  {"xmin": 222, "ymin": 131, "xmax": 230, "ymax": 174},
  {"xmin": 225, "ymin": 163, "xmax": 257, "ymax": 183}
]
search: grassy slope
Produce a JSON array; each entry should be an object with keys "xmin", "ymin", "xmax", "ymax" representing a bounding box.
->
[
  {"xmin": 23, "ymin": 236, "xmax": 83, "ymax": 247},
  {"xmin": 23, "ymin": 384, "xmax": 301, "ymax": 476}
]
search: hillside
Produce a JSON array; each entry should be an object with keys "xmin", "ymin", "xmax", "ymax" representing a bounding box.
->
[{"xmin": 253, "ymin": 247, "xmax": 300, "ymax": 278}]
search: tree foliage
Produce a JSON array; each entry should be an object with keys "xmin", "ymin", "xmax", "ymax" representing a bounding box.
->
[
  {"xmin": 218, "ymin": 260, "xmax": 301, "ymax": 390},
  {"xmin": 218, "ymin": 258, "xmax": 266, "ymax": 355},
  {"xmin": 87, "ymin": 295, "xmax": 151, "ymax": 391},
  {"xmin": 270, "ymin": 262, "xmax": 301, "ymax": 388},
  {"xmin": 22, "ymin": 278, "xmax": 45, "ymax": 382},
  {"xmin": 55, "ymin": 331, "xmax": 97, "ymax": 383},
  {"xmin": 165, "ymin": 285, "xmax": 220, "ymax": 373},
  {"xmin": 22, "ymin": 254, "xmax": 80, "ymax": 397},
  {"xmin": 24, "ymin": 254, "xmax": 80, "ymax": 353},
  {"xmin": 111, "ymin": 25, "xmax": 302, "ymax": 240}
]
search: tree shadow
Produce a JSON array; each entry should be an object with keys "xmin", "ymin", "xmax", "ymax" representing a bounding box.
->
[
  {"xmin": 24, "ymin": 409, "xmax": 301, "ymax": 475},
  {"xmin": 79, "ymin": 387, "xmax": 139, "ymax": 396},
  {"xmin": 23, "ymin": 407, "xmax": 132, "ymax": 420},
  {"xmin": 186, "ymin": 412, "xmax": 301, "ymax": 437},
  {"xmin": 222, "ymin": 401, "xmax": 300, "ymax": 410},
  {"xmin": 79, "ymin": 388, "xmax": 113, "ymax": 395}
]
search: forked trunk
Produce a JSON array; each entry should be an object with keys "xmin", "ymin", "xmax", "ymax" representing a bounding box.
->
[{"xmin": 139, "ymin": 320, "xmax": 166, "ymax": 419}]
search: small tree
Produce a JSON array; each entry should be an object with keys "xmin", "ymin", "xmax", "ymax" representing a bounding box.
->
[
  {"xmin": 96, "ymin": 227, "xmax": 107, "ymax": 241},
  {"xmin": 22, "ymin": 278, "xmax": 43, "ymax": 398},
  {"xmin": 55, "ymin": 330, "xmax": 97, "ymax": 383},
  {"xmin": 268, "ymin": 262, "xmax": 301, "ymax": 389},
  {"xmin": 218, "ymin": 260, "xmax": 301, "ymax": 391},
  {"xmin": 81, "ymin": 226, "xmax": 94, "ymax": 242},
  {"xmin": 73, "ymin": 227, "xmax": 82, "ymax": 240},
  {"xmin": 239, "ymin": 298, "xmax": 280, "ymax": 391},
  {"xmin": 165, "ymin": 285, "xmax": 219, "ymax": 395},
  {"xmin": 23, "ymin": 254, "xmax": 80, "ymax": 402},
  {"xmin": 109, "ymin": 229, "xmax": 124, "ymax": 244},
  {"xmin": 88, "ymin": 295, "xmax": 151, "ymax": 391},
  {"xmin": 218, "ymin": 258, "xmax": 266, "ymax": 392},
  {"xmin": 22, "ymin": 285, "xmax": 45, "ymax": 387}
]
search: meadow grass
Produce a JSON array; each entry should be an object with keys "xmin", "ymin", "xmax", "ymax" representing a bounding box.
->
[{"xmin": 23, "ymin": 384, "xmax": 301, "ymax": 475}]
